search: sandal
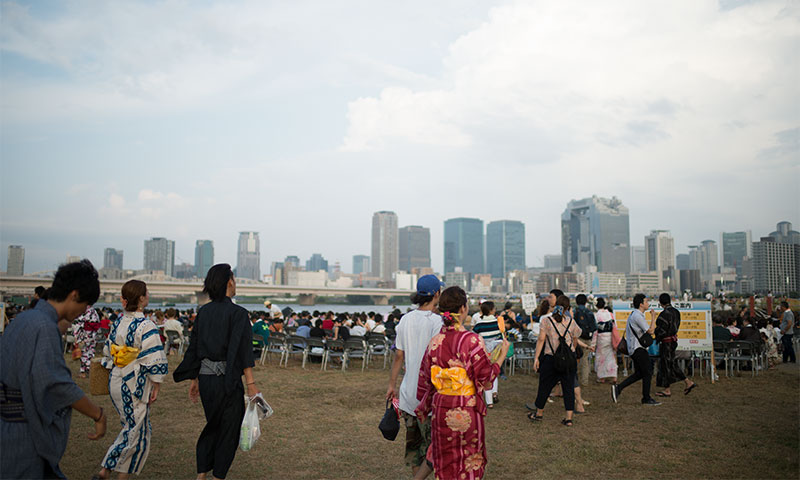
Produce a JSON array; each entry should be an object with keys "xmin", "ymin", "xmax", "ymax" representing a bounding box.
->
[
  {"xmin": 492, "ymin": 394, "xmax": 499, "ymax": 404},
  {"xmin": 487, "ymin": 404, "xmax": 494, "ymax": 409},
  {"xmin": 561, "ymin": 418, "xmax": 573, "ymax": 427},
  {"xmin": 684, "ymin": 384, "xmax": 697, "ymax": 395},
  {"xmin": 655, "ymin": 391, "xmax": 671, "ymax": 398},
  {"xmin": 527, "ymin": 411, "xmax": 543, "ymax": 422}
]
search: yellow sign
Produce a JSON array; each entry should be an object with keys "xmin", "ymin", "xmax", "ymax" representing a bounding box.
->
[{"xmin": 611, "ymin": 304, "xmax": 712, "ymax": 351}]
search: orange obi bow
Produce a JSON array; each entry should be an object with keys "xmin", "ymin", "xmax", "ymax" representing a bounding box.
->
[
  {"xmin": 110, "ymin": 344, "xmax": 140, "ymax": 368},
  {"xmin": 431, "ymin": 366, "xmax": 476, "ymax": 396}
]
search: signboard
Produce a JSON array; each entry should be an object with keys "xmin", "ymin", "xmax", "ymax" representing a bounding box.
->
[
  {"xmin": 611, "ymin": 301, "xmax": 712, "ymax": 352},
  {"xmin": 521, "ymin": 294, "xmax": 538, "ymax": 314}
]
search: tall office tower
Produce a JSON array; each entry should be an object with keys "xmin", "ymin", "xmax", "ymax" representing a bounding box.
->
[
  {"xmin": 630, "ymin": 246, "xmax": 647, "ymax": 273},
  {"xmin": 399, "ymin": 226, "xmax": 431, "ymax": 273},
  {"xmin": 752, "ymin": 237, "xmax": 799, "ymax": 294},
  {"xmin": 676, "ymin": 253, "xmax": 690, "ymax": 270},
  {"xmin": 103, "ymin": 248, "xmax": 124, "ymax": 270},
  {"xmin": 698, "ymin": 240, "xmax": 719, "ymax": 278},
  {"xmin": 284, "ymin": 256, "xmax": 301, "ymax": 268},
  {"xmin": 271, "ymin": 262, "xmax": 284, "ymax": 285},
  {"xmin": 768, "ymin": 221, "xmax": 800, "ymax": 245},
  {"xmin": 306, "ymin": 253, "xmax": 329, "ymax": 272},
  {"xmin": 543, "ymin": 254, "xmax": 562, "ymax": 271},
  {"xmin": 7, "ymin": 245, "xmax": 24, "ymax": 276},
  {"xmin": 353, "ymin": 255, "xmax": 370, "ymax": 275},
  {"xmin": 721, "ymin": 231, "xmax": 752, "ymax": 276},
  {"xmin": 486, "ymin": 220, "xmax": 526, "ymax": 278},
  {"xmin": 371, "ymin": 211, "xmax": 399, "ymax": 281},
  {"xmin": 195, "ymin": 240, "xmax": 214, "ymax": 279},
  {"xmin": 236, "ymin": 232, "xmax": 261, "ymax": 281},
  {"xmin": 561, "ymin": 196, "xmax": 630, "ymax": 273},
  {"xmin": 143, "ymin": 237, "xmax": 175, "ymax": 277},
  {"xmin": 444, "ymin": 218, "xmax": 484, "ymax": 275},
  {"xmin": 645, "ymin": 230, "xmax": 675, "ymax": 274}
]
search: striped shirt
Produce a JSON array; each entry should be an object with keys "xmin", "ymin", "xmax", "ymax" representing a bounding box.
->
[{"xmin": 472, "ymin": 315, "xmax": 503, "ymax": 346}]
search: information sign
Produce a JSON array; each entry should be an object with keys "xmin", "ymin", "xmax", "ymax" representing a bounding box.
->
[{"xmin": 611, "ymin": 301, "xmax": 712, "ymax": 352}]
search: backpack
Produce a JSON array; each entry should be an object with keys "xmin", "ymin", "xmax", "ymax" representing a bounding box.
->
[{"xmin": 547, "ymin": 318, "xmax": 577, "ymax": 374}]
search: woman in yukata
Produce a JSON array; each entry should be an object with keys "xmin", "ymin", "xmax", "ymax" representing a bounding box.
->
[{"xmin": 415, "ymin": 286, "xmax": 509, "ymax": 480}]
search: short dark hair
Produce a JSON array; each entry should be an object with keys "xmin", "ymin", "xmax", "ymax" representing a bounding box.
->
[
  {"xmin": 203, "ymin": 264, "xmax": 233, "ymax": 301},
  {"xmin": 781, "ymin": 301, "xmax": 790, "ymax": 309},
  {"xmin": 480, "ymin": 301, "xmax": 495, "ymax": 317},
  {"xmin": 48, "ymin": 260, "xmax": 100, "ymax": 304},
  {"xmin": 596, "ymin": 297, "xmax": 606, "ymax": 309},
  {"xmin": 315, "ymin": 319, "xmax": 323, "ymax": 328},
  {"xmin": 439, "ymin": 286, "xmax": 467, "ymax": 326},
  {"xmin": 659, "ymin": 293, "xmax": 671, "ymax": 306},
  {"xmin": 504, "ymin": 302, "xmax": 513, "ymax": 311},
  {"xmin": 34, "ymin": 286, "xmax": 46, "ymax": 297},
  {"xmin": 550, "ymin": 289, "xmax": 564, "ymax": 297},
  {"xmin": 411, "ymin": 292, "xmax": 435, "ymax": 306},
  {"xmin": 633, "ymin": 293, "xmax": 647, "ymax": 309},
  {"xmin": 576, "ymin": 294, "xmax": 587, "ymax": 305}
]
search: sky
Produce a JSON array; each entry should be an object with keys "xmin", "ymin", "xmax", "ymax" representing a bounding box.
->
[{"xmin": 1, "ymin": 0, "xmax": 798, "ymax": 275}]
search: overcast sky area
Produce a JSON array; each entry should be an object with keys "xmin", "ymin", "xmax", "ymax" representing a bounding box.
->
[{"xmin": 1, "ymin": 0, "xmax": 798, "ymax": 275}]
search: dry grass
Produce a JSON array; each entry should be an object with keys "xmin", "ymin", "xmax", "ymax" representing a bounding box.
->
[{"xmin": 61, "ymin": 353, "xmax": 799, "ymax": 479}]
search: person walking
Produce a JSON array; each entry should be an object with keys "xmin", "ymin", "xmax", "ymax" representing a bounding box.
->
[
  {"xmin": 591, "ymin": 298, "xmax": 618, "ymax": 383},
  {"xmin": 386, "ymin": 275, "xmax": 444, "ymax": 480},
  {"xmin": 612, "ymin": 294, "xmax": 660, "ymax": 406},
  {"xmin": 471, "ymin": 301, "xmax": 504, "ymax": 408},
  {"xmin": 1, "ymin": 260, "xmax": 107, "ymax": 479},
  {"xmin": 573, "ymin": 294, "xmax": 597, "ymax": 387},
  {"xmin": 73, "ymin": 305, "xmax": 103, "ymax": 378},
  {"xmin": 174, "ymin": 264, "xmax": 261, "ymax": 480},
  {"xmin": 778, "ymin": 301, "xmax": 796, "ymax": 363},
  {"xmin": 653, "ymin": 293, "xmax": 696, "ymax": 398},
  {"xmin": 95, "ymin": 280, "xmax": 168, "ymax": 480},
  {"xmin": 415, "ymin": 286, "xmax": 509, "ymax": 479}
]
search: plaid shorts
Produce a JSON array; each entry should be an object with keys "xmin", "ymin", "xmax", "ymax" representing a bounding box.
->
[{"xmin": 402, "ymin": 411, "xmax": 431, "ymax": 467}]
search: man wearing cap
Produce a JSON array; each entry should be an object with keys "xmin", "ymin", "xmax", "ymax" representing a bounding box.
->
[
  {"xmin": 263, "ymin": 300, "xmax": 282, "ymax": 320},
  {"xmin": 386, "ymin": 275, "xmax": 444, "ymax": 479}
]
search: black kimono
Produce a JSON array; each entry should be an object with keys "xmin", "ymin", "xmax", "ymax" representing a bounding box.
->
[
  {"xmin": 654, "ymin": 304, "xmax": 687, "ymax": 388},
  {"xmin": 174, "ymin": 297, "xmax": 254, "ymax": 479}
]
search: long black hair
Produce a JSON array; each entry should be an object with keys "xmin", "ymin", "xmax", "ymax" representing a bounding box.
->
[{"xmin": 203, "ymin": 263, "xmax": 233, "ymax": 301}]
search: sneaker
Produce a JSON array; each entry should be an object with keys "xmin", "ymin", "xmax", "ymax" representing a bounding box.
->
[
  {"xmin": 642, "ymin": 398, "xmax": 662, "ymax": 406},
  {"xmin": 611, "ymin": 385, "xmax": 619, "ymax": 404}
]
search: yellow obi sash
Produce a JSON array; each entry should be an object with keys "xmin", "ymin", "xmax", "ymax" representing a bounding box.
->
[
  {"xmin": 110, "ymin": 344, "xmax": 140, "ymax": 368},
  {"xmin": 431, "ymin": 366, "xmax": 476, "ymax": 396}
]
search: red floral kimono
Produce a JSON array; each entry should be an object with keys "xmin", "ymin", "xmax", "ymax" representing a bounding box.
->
[{"xmin": 415, "ymin": 324, "xmax": 501, "ymax": 480}]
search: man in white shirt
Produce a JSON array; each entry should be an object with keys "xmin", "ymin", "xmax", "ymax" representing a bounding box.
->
[
  {"xmin": 612, "ymin": 293, "xmax": 660, "ymax": 406},
  {"xmin": 264, "ymin": 300, "xmax": 282, "ymax": 320},
  {"xmin": 386, "ymin": 275, "xmax": 444, "ymax": 480}
]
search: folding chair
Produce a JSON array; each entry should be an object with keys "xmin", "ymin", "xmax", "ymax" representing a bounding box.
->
[
  {"xmin": 286, "ymin": 335, "xmax": 309, "ymax": 368},
  {"xmin": 367, "ymin": 335, "xmax": 391, "ymax": 369},
  {"xmin": 305, "ymin": 337, "xmax": 327, "ymax": 370},
  {"xmin": 510, "ymin": 340, "xmax": 536, "ymax": 375},
  {"xmin": 324, "ymin": 339, "xmax": 346, "ymax": 371},
  {"xmin": 263, "ymin": 335, "xmax": 288, "ymax": 366},
  {"xmin": 727, "ymin": 341, "xmax": 757, "ymax": 377},
  {"xmin": 343, "ymin": 338, "xmax": 368, "ymax": 372}
]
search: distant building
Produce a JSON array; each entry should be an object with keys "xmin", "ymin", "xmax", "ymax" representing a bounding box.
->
[
  {"xmin": 66, "ymin": 255, "xmax": 81, "ymax": 264},
  {"xmin": 625, "ymin": 272, "xmax": 661, "ymax": 297},
  {"xmin": 676, "ymin": 253, "xmax": 690, "ymax": 270},
  {"xmin": 721, "ymin": 231, "xmax": 752, "ymax": 277},
  {"xmin": 679, "ymin": 270, "xmax": 702, "ymax": 294},
  {"xmin": 271, "ymin": 262, "xmax": 284, "ymax": 286},
  {"xmin": 486, "ymin": 220, "xmax": 526, "ymax": 278},
  {"xmin": 7, "ymin": 245, "xmax": 24, "ymax": 276},
  {"xmin": 645, "ymin": 230, "xmax": 675, "ymax": 275},
  {"xmin": 287, "ymin": 271, "xmax": 327, "ymax": 287},
  {"xmin": 752, "ymin": 237, "xmax": 799, "ymax": 294},
  {"xmin": 444, "ymin": 217, "xmax": 484, "ymax": 275},
  {"xmin": 543, "ymin": 254, "xmax": 562, "ymax": 271},
  {"xmin": 394, "ymin": 272, "xmax": 418, "ymax": 290},
  {"xmin": 768, "ymin": 221, "xmax": 800, "ymax": 245},
  {"xmin": 143, "ymin": 237, "xmax": 175, "ymax": 277},
  {"xmin": 103, "ymin": 248, "xmax": 124, "ymax": 270},
  {"xmin": 585, "ymin": 271, "xmax": 627, "ymax": 297},
  {"xmin": 630, "ymin": 245, "xmax": 647, "ymax": 273},
  {"xmin": 444, "ymin": 269, "xmax": 471, "ymax": 291},
  {"xmin": 194, "ymin": 240, "xmax": 214, "ymax": 279},
  {"xmin": 282, "ymin": 255, "xmax": 301, "ymax": 285},
  {"xmin": 535, "ymin": 272, "xmax": 583, "ymax": 294},
  {"xmin": 353, "ymin": 255, "xmax": 370, "ymax": 275},
  {"xmin": 306, "ymin": 253, "xmax": 328, "ymax": 272},
  {"xmin": 236, "ymin": 232, "xmax": 261, "ymax": 281},
  {"xmin": 371, "ymin": 211, "xmax": 399, "ymax": 281},
  {"xmin": 399, "ymin": 226, "xmax": 431, "ymax": 273},
  {"xmin": 174, "ymin": 262, "xmax": 195, "ymax": 279},
  {"xmin": 561, "ymin": 196, "xmax": 630, "ymax": 273}
]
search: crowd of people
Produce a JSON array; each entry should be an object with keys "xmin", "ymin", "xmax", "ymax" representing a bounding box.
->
[{"xmin": 1, "ymin": 259, "xmax": 796, "ymax": 480}]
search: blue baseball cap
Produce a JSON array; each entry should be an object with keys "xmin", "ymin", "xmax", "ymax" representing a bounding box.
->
[{"xmin": 416, "ymin": 274, "xmax": 445, "ymax": 296}]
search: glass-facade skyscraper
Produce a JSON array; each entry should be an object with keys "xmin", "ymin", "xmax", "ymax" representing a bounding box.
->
[
  {"xmin": 399, "ymin": 225, "xmax": 431, "ymax": 272},
  {"xmin": 721, "ymin": 231, "xmax": 751, "ymax": 276},
  {"xmin": 561, "ymin": 196, "xmax": 630, "ymax": 273},
  {"xmin": 306, "ymin": 253, "xmax": 328, "ymax": 272},
  {"xmin": 486, "ymin": 220, "xmax": 525, "ymax": 278},
  {"xmin": 236, "ymin": 232, "xmax": 261, "ymax": 280},
  {"xmin": 371, "ymin": 211, "xmax": 398, "ymax": 281},
  {"xmin": 103, "ymin": 247, "xmax": 123, "ymax": 270},
  {"xmin": 353, "ymin": 255, "xmax": 370, "ymax": 275},
  {"xmin": 195, "ymin": 240, "xmax": 214, "ymax": 279},
  {"xmin": 144, "ymin": 237, "xmax": 175, "ymax": 277},
  {"xmin": 444, "ymin": 218, "xmax": 484, "ymax": 275}
]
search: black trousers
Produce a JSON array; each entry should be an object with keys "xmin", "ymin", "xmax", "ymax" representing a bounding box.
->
[
  {"xmin": 534, "ymin": 355, "xmax": 575, "ymax": 411},
  {"xmin": 197, "ymin": 374, "xmax": 245, "ymax": 479},
  {"xmin": 618, "ymin": 347, "xmax": 653, "ymax": 402}
]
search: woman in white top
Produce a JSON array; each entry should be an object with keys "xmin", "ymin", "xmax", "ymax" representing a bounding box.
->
[{"xmin": 591, "ymin": 298, "xmax": 618, "ymax": 383}]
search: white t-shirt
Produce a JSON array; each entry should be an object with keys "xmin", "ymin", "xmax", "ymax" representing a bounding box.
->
[
  {"xmin": 365, "ymin": 319, "xmax": 376, "ymax": 331},
  {"xmin": 395, "ymin": 309, "xmax": 443, "ymax": 415},
  {"xmin": 350, "ymin": 325, "xmax": 367, "ymax": 337},
  {"xmin": 372, "ymin": 323, "xmax": 386, "ymax": 334}
]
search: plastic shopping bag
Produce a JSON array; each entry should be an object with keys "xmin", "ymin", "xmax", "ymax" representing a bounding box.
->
[{"xmin": 239, "ymin": 393, "xmax": 273, "ymax": 452}]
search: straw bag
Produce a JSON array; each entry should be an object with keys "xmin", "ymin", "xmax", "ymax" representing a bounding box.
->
[{"xmin": 89, "ymin": 359, "xmax": 110, "ymax": 396}]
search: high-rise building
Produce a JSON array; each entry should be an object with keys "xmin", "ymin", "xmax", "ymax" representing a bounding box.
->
[
  {"xmin": 676, "ymin": 253, "xmax": 690, "ymax": 270},
  {"xmin": 306, "ymin": 253, "xmax": 328, "ymax": 272},
  {"xmin": 143, "ymin": 237, "xmax": 175, "ymax": 277},
  {"xmin": 444, "ymin": 217, "xmax": 484, "ymax": 275},
  {"xmin": 103, "ymin": 248, "xmax": 124, "ymax": 270},
  {"xmin": 698, "ymin": 240, "xmax": 719, "ymax": 278},
  {"xmin": 561, "ymin": 196, "xmax": 630, "ymax": 273},
  {"xmin": 543, "ymin": 254, "xmax": 562, "ymax": 271},
  {"xmin": 7, "ymin": 245, "xmax": 24, "ymax": 276},
  {"xmin": 353, "ymin": 255, "xmax": 370, "ymax": 275},
  {"xmin": 752, "ymin": 237, "xmax": 799, "ymax": 294},
  {"xmin": 399, "ymin": 226, "xmax": 431, "ymax": 273},
  {"xmin": 174, "ymin": 263, "xmax": 195, "ymax": 279},
  {"xmin": 630, "ymin": 245, "xmax": 647, "ymax": 273},
  {"xmin": 486, "ymin": 220, "xmax": 526, "ymax": 278},
  {"xmin": 195, "ymin": 240, "xmax": 214, "ymax": 279},
  {"xmin": 768, "ymin": 221, "xmax": 800, "ymax": 245},
  {"xmin": 271, "ymin": 262, "xmax": 284, "ymax": 285},
  {"xmin": 236, "ymin": 232, "xmax": 260, "ymax": 281},
  {"xmin": 721, "ymin": 231, "xmax": 752, "ymax": 276},
  {"xmin": 645, "ymin": 230, "xmax": 675, "ymax": 274},
  {"xmin": 371, "ymin": 211, "xmax": 398, "ymax": 281}
]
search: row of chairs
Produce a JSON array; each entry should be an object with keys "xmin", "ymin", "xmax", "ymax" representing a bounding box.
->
[{"xmin": 253, "ymin": 332, "xmax": 394, "ymax": 371}]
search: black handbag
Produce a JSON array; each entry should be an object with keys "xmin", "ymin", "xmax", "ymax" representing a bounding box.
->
[{"xmin": 378, "ymin": 399, "xmax": 400, "ymax": 441}]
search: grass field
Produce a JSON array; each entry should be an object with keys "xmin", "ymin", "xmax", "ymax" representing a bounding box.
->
[{"xmin": 61, "ymin": 353, "xmax": 799, "ymax": 479}]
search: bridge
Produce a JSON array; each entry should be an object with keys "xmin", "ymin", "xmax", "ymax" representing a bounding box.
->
[{"xmin": 0, "ymin": 276, "xmax": 414, "ymax": 306}]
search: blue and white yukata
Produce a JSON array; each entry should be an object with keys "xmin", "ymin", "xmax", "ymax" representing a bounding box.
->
[{"xmin": 100, "ymin": 311, "xmax": 168, "ymax": 475}]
